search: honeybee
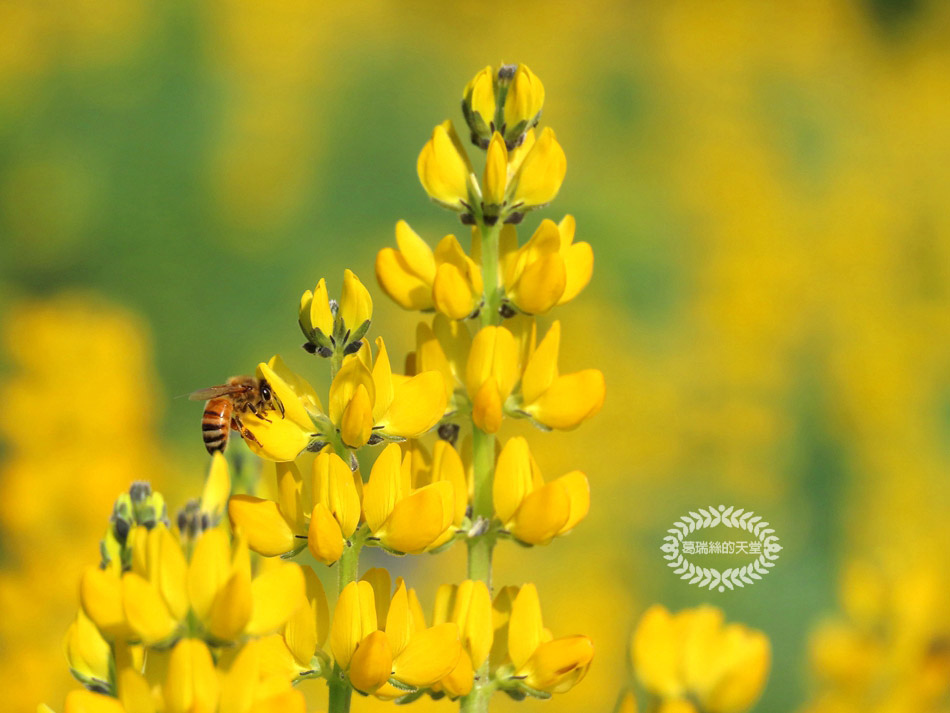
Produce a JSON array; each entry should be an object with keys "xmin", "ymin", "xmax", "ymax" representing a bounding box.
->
[{"xmin": 189, "ymin": 376, "xmax": 285, "ymax": 454}]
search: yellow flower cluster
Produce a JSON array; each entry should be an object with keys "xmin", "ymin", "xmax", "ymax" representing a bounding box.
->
[
  {"xmin": 52, "ymin": 464, "xmax": 312, "ymax": 713},
  {"xmin": 624, "ymin": 605, "xmax": 771, "ymax": 713},
  {"xmin": 800, "ymin": 559, "xmax": 950, "ymax": 713},
  {"xmin": 214, "ymin": 63, "xmax": 602, "ymax": 713}
]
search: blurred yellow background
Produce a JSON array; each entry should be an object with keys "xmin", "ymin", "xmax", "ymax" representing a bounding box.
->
[{"xmin": 2, "ymin": 1, "xmax": 949, "ymax": 711}]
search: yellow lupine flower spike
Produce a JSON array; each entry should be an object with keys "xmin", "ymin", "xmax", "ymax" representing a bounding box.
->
[
  {"xmin": 631, "ymin": 605, "xmax": 771, "ymax": 713},
  {"xmin": 417, "ymin": 120, "xmax": 477, "ymax": 214},
  {"xmin": 83, "ymin": 523, "xmax": 304, "ymax": 648},
  {"xmin": 513, "ymin": 320, "xmax": 605, "ymax": 430},
  {"xmin": 504, "ymin": 584, "xmax": 593, "ymax": 695},
  {"xmin": 493, "ymin": 436, "xmax": 589, "ymax": 545},
  {"xmin": 299, "ymin": 270, "xmax": 373, "ymax": 358},
  {"xmin": 363, "ymin": 443, "xmax": 455, "ymax": 554}
]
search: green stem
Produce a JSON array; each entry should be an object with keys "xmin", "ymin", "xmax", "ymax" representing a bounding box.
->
[
  {"xmin": 462, "ymin": 219, "xmax": 502, "ymax": 713},
  {"xmin": 329, "ymin": 348, "xmax": 344, "ymax": 382},
  {"xmin": 479, "ymin": 221, "xmax": 503, "ymax": 328},
  {"xmin": 328, "ymin": 528, "xmax": 364, "ymax": 713}
]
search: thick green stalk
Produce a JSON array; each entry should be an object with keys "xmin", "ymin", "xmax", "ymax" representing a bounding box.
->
[
  {"xmin": 328, "ymin": 523, "xmax": 363, "ymax": 713},
  {"xmin": 461, "ymin": 220, "xmax": 503, "ymax": 713},
  {"xmin": 479, "ymin": 221, "xmax": 503, "ymax": 328}
]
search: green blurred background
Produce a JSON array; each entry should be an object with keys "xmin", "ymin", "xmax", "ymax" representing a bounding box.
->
[{"xmin": 2, "ymin": 0, "xmax": 949, "ymax": 711}]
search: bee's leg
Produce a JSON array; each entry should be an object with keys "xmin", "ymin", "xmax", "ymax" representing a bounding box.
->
[
  {"xmin": 233, "ymin": 414, "xmax": 263, "ymax": 447},
  {"xmin": 247, "ymin": 401, "xmax": 272, "ymax": 423},
  {"xmin": 274, "ymin": 394, "xmax": 285, "ymax": 418}
]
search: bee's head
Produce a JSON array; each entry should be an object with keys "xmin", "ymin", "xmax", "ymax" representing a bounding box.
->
[{"xmin": 259, "ymin": 379, "xmax": 273, "ymax": 403}]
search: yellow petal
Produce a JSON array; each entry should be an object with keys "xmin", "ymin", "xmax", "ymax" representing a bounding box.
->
[
  {"xmin": 524, "ymin": 369, "xmax": 606, "ymax": 430},
  {"xmin": 511, "ymin": 481, "xmax": 571, "ymax": 545},
  {"xmin": 385, "ymin": 581, "xmax": 413, "ymax": 658},
  {"xmin": 697, "ymin": 626, "xmax": 770, "ymax": 713},
  {"xmin": 64, "ymin": 610, "xmax": 111, "ymax": 684},
  {"xmin": 330, "ymin": 580, "xmax": 378, "ymax": 669},
  {"xmin": 508, "ymin": 584, "xmax": 544, "ymax": 670},
  {"xmin": 511, "ymin": 252, "xmax": 566, "ymax": 315},
  {"xmin": 519, "ymin": 635, "xmax": 593, "ymax": 694},
  {"xmin": 340, "ymin": 269, "xmax": 373, "ymax": 332},
  {"xmin": 200, "ymin": 452, "xmax": 231, "ymax": 520},
  {"xmin": 257, "ymin": 360, "xmax": 317, "ymax": 434},
  {"xmin": 80, "ymin": 566, "xmax": 126, "ymax": 638},
  {"xmin": 228, "ymin": 495, "xmax": 296, "ymax": 557},
  {"xmin": 521, "ymin": 321, "xmax": 560, "ymax": 405},
  {"xmin": 276, "ymin": 461, "xmax": 306, "ymax": 535},
  {"xmin": 377, "ymin": 370, "xmax": 446, "ymax": 439},
  {"xmin": 493, "ymin": 436, "xmax": 533, "ymax": 525},
  {"xmin": 375, "ymin": 247, "xmax": 434, "ymax": 311},
  {"xmin": 284, "ymin": 566, "xmax": 329, "ymax": 665},
  {"xmin": 327, "ymin": 452, "xmax": 361, "ymax": 538},
  {"xmin": 558, "ymin": 241, "xmax": 593, "ymax": 305},
  {"xmin": 482, "ymin": 132, "xmax": 508, "ymax": 205},
  {"xmin": 118, "ymin": 667, "xmax": 155, "ymax": 713},
  {"xmin": 465, "ymin": 326, "xmax": 519, "ymax": 400},
  {"xmin": 439, "ymin": 648, "xmax": 475, "ymax": 698},
  {"xmin": 307, "ymin": 503, "xmax": 344, "ymax": 565},
  {"xmin": 363, "ymin": 443, "xmax": 407, "ymax": 533},
  {"xmin": 246, "ymin": 563, "xmax": 305, "ymax": 636},
  {"xmin": 207, "ymin": 569, "xmax": 252, "ymax": 642},
  {"xmin": 308, "ymin": 278, "xmax": 334, "ymax": 336},
  {"xmin": 417, "ymin": 120, "xmax": 473, "ymax": 210},
  {"xmin": 328, "ymin": 355, "xmax": 376, "ymax": 425},
  {"xmin": 248, "ymin": 690, "xmax": 306, "ymax": 713},
  {"xmin": 433, "ymin": 263, "xmax": 478, "ymax": 320},
  {"xmin": 267, "ymin": 353, "xmax": 324, "ymax": 416},
  {"xmin": 465, "ymin": 66, "xmax": 495, "ymax": 124},
  {"xmin": 455, "ymin": 580, "xmax": 493, "ymax": 668},
  {"xmin": 395, "ymin": 220, "xmax": 437, "ymax": 284},
  {"xmin": 392, "ymin": 623, "xmax": 461, "ymax": 688},
  {"xmin": 164, "ymin": 639, "xmax": 219, "ymax": 713},
  {"xmin": 238, "ymin": 409, "xmax": 312, "ymax": 463},
  {"xmin": 156, "ymin": 529, "xmax": 189, "ymax": 622},
  {"xmin": 122, "ymin": 573, "xmax": 178, "ymax": 645},
  {"xmin": 370, "ymin": 337, "xmax": 395, "ymax": 423},
  {"xmin": 472, "ymin": 378, "xmax": 503, "ymax": 434},
  {"xmin": 340, "ymin": 383, "xmax": 373, "ymax": 448},
  {"xmin": 64, "ymin": 691, "xmax": 126, "ymax": 713},
  {"xmin": 431, "ymin": 440, "xmax": 467, "ymax": 526},
  {"xmin": 504, "ymin": 64, "xmax": 545, "ymax": 129},
  {"xmin": 556, "ymin": 470, "xmax": 590, "ymax": 535},
  {"xmin": 511, "ymin": 127, "xmax": 566, "ymax": 209},
  {"xmin": 361, "ymin": 567, "xmax": 393, "ymax": 628},
  {"xmin": 631, "ymin": 605, "xmax": 683, "ymax": 697},
  {"xmin": 349, "ymin": 631, "xmax": 393, "ymax": 694},
  {"xmin": 382, "ymin": 482, "xmax": 452, "ymax": 554}
]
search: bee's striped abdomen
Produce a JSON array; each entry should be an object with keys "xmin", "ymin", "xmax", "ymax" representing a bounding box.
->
[{"xmin": 202, "ymin": 397, "xmax": 232, "ymax": 454}]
